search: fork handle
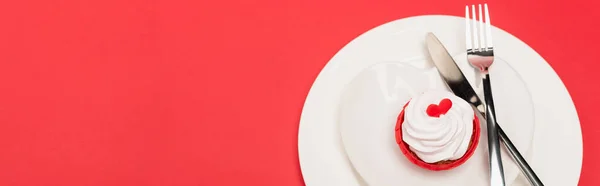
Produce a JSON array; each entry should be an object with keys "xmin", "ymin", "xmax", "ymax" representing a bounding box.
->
[{"xmin": 483, "ymin": 74, "xmax": 506, "ymax": 186}]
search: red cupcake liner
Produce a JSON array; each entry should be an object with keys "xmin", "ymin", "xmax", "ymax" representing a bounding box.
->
[{"xmin": 394, "ymin": 101, "xmax": 480, "ymax": 171}]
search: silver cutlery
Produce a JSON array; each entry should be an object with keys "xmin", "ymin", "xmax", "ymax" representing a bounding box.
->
[
  {"xmin": 466, "ymin": 4, "xmax": 544, "ymax": 186},
  {"xmin": 465, "ymin": 4, "xmax": 505, "ymax": 186}
]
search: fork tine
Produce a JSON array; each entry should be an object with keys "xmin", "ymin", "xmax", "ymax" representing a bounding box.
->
[
  {"xmin": 471, "ymin": 5, "xmax": 478, "ymax": 50},
  {"xmin": 465, "ymin": 5, "xmax": 472, "ymax": 51},
  {"xmin": 484, "ymin": 4, "xmax": 493, "ymax": 50},
  {"xmin": 478, "ymin": 4, "xmax": 485, "ymax": 51}
]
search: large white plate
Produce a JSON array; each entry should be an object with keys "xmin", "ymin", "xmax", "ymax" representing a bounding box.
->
[{"xmin": 298, "ymin": 15, "xmax": 583, "ymax": 185}]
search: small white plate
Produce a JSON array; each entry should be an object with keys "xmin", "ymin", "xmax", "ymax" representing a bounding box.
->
[
  {"xmin": 298, "ymin": 15, "xmax": 582, "ymax": 185},
  {"xmin": 339, "ymin": 54, "xmax": 534, "ymax": 185}
]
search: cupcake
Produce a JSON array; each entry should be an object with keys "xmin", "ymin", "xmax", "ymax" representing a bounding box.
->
[{"xmin": 394, "ymin": 90, "xmax": 480, "ymax": 171}]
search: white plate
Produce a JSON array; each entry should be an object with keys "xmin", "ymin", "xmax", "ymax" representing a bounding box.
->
[
  {"xmin": 298, "ymin": 15, "xmax": 583, "ymax": 186},
  {"xmin": 339, "ymin": 54, "xmax": 534, "ymax": 185}
]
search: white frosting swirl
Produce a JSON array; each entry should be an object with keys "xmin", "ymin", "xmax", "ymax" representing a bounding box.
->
[{"xmin": 401, "ymin": 90, "xmax": 474, "ymax": 163}]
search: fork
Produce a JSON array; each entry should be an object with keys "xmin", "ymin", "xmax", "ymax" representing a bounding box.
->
[
  {"xmin": 466, "ymin": 4, "xmax": 505, "ymax": 186},
  {"xmin": 466, "ymin": 4, "xmax": 544, "ymax": 186}
]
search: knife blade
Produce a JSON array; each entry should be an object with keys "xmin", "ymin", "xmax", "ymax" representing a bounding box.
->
[{"xmin": 426, "ymin": 32, "xmax": 506, "ymax": 186}]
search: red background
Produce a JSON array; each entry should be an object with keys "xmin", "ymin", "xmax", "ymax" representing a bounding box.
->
[{"xmin": 0, "ymin": 0, "xmax": 598, "ymax": 185}]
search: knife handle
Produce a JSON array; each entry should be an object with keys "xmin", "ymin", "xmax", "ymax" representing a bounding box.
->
[
  {"xmin": 497, "ymin": 125, "xmax": 544, "ymax": 186},
  {"xmin": 483, "ymin": 74, "xmax": 506, "ymax": 186},
  {"xmin": 483, "ymin": 74, "xmax": 544, "ymax": 186}
]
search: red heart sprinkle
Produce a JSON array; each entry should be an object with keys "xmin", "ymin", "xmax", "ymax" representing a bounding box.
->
[{"xmin": 426, "ymin": 98, "xmax": 453, "ymax": 117}]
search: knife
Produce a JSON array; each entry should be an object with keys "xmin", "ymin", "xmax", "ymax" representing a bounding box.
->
[
  {"xmin": 425, "ymin": 32, "xmax": 544, "ymax": 186},
  {"xmin": 426, "ymin": 32, "xmax": 505, "ymax": 185}
]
